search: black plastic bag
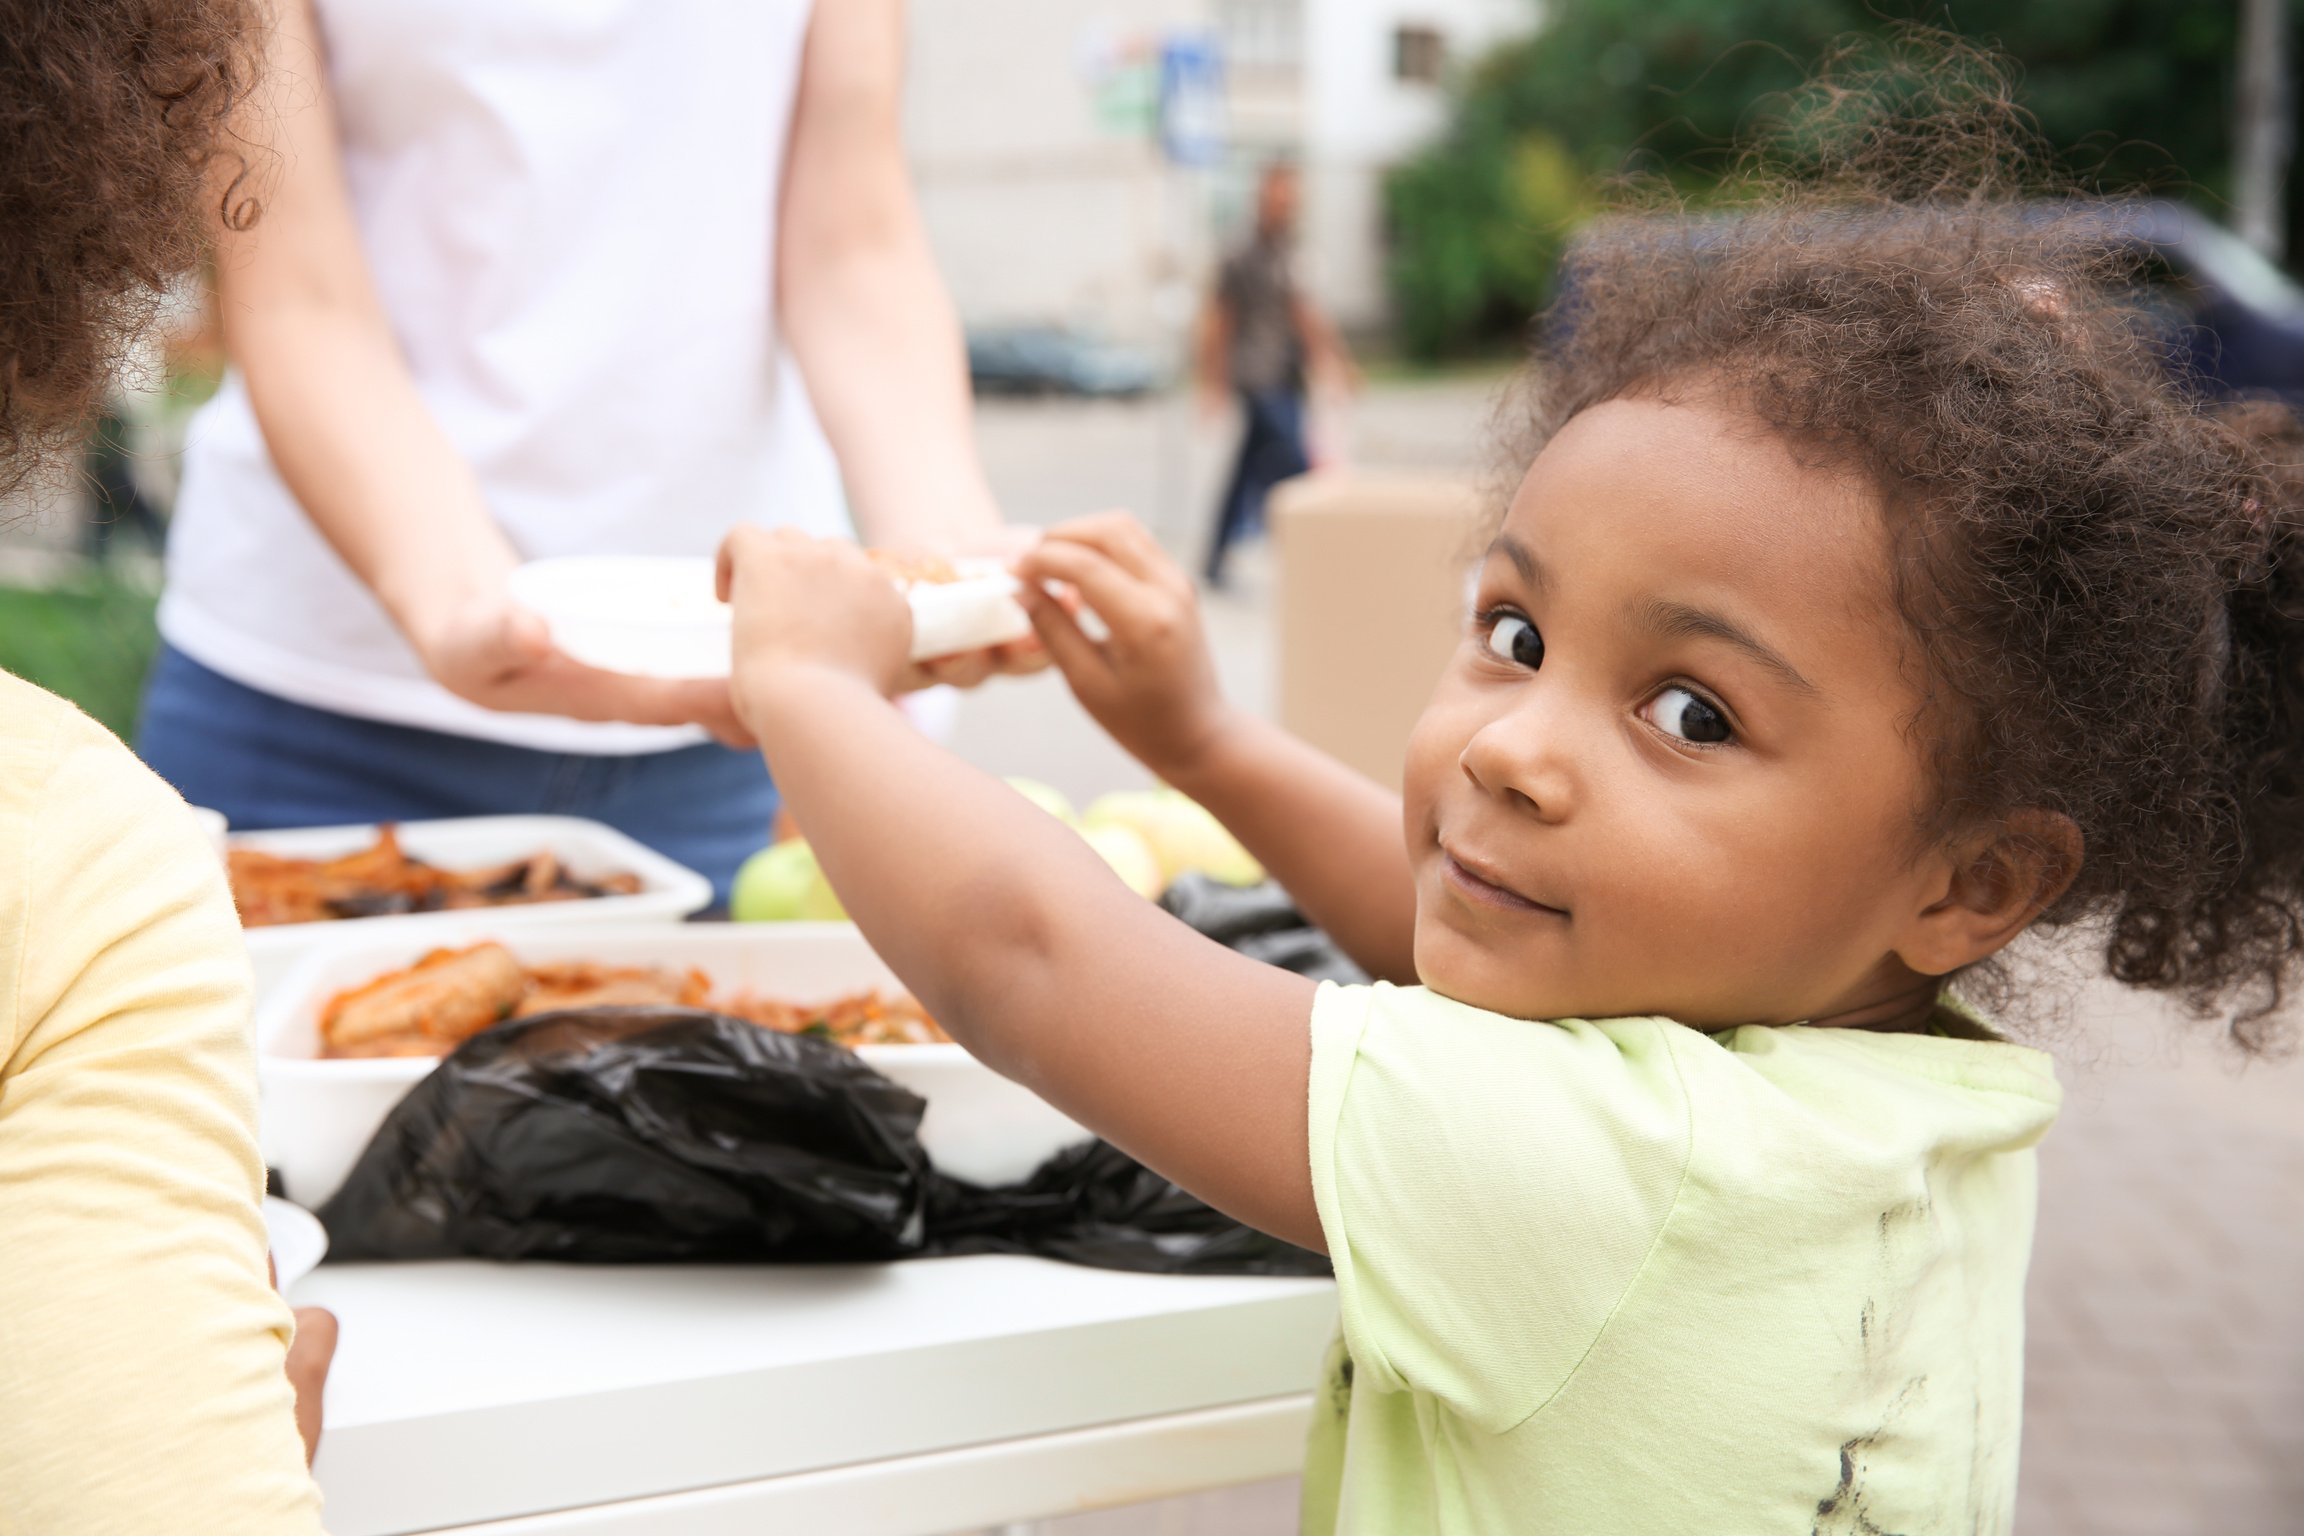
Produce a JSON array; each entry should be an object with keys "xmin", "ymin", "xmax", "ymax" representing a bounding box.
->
[
  {"xmin": 931, "ymin": 1140, "xmax": 1329, "ymax": 1276},
  {"xmin": 319, "ymin": 1008, "xmax": 933, "ymax": 1263},
  {"xmin": 317, "ymin": 1006, "xmax": 1329, "ymax": 1279},
  {"xmin": 1160, "ymin": 875, "xmax": 1368, "ymax": 986}
]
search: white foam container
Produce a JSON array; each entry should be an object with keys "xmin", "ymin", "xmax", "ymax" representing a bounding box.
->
[
  {"xmin": 509, "ymin": 553, "xmax": 1032, "ymax": 677},
  {"xmin": 256, "ymin": 922, "xmax": 1090, "ymax": 1206},
  {"xmin": 508, "ymin": 556, "xmax": 733, "ymax": 680},
  {"xmin": 232, "ymin": 816, "xmax": 714, "ymax": 1000}
]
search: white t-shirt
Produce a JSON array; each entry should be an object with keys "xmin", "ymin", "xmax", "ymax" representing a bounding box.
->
[{"xmin": 163, "ymin": 0, "xmax": 843, "ymax": 754}]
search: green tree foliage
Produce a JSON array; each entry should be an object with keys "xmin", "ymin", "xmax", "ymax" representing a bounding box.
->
[
  {"xmin": 0, "ymin": 571, "xmax": 159, "ymax": 741},
  {"xmin": 1387, "ymin": 0, "xmax": 2280, "ymax": 358}
]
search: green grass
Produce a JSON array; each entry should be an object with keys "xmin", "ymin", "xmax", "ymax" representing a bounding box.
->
[{"xmin": 0, "ymin": 571, "xmax": 160, "ymax": 740}]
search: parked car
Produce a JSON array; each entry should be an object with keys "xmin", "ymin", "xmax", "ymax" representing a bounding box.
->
[
  {"xmin": 1552, "ymin": 200, "xmax": 2304, "ymax": 410},
  {"xmin": 2102, "ymin": 200, "xmax": 2304, "ymax": 407},
  {"xmin": 966, "ymin": 327, "xmax": 1163, "ymax": 398}
]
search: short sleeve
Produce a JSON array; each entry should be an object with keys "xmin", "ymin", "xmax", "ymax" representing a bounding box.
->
[
  {"xmin": 1307, "ymin": 983, "xmax": 1693, "ymax": 1433},
  {"xmin": 0, "ymin": 710, "xmax": 325, "ymax": 1533}
]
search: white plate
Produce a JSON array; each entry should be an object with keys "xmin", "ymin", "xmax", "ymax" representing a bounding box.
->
[
  {"xmin": 232, "ymin": 815, "xmax": 713, "ymax": 1001},
  {"xmin": 508, "ymin": 556, "xmax": 732, "ymax": 680},
  {"xmin": 256, "ymin": 922, "xmax": 1089, "ymax": 1205},
  {"xmin": 509, "ymin": 553, "xmax": 1033, "ymax": 676},
  {"xmin": 264, "ymin": 1196, "xmax": 330, "ymax": 1290}
]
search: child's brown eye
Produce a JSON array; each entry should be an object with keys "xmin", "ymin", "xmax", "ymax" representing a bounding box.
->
[
  {"xmin": 1484, "ymin": 613, "xmax": 1544, "ymax": 670},
  {"xmin": 1645, "ymin": 686, "xmax": 1732, "ymax": 745}
]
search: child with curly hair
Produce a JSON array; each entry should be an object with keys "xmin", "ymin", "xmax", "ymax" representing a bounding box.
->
[
  {"xmin": 0, "ymin": 2, "xmax": 332, "ymax": 1530},
  {"xmin": 717, "ymin": 42, "xmax": 2300, "ymax": 1534}
]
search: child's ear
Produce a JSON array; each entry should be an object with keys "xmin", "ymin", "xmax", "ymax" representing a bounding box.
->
[{"xmin": 1896, "ymin": 811, "xmax": 2083, "ymax": 978}]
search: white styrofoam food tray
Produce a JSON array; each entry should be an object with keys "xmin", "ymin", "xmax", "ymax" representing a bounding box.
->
[
  {"xmin": 257, "ymin": 922, "xmax": 1089, "ymax": 1205},
  {"xmin": 508, "ymin": 553, "xmax": 1032, "ymax": 678},
  {"xmin": 232, "ymin": 816, "xmax": 714, "ymax": 999}
]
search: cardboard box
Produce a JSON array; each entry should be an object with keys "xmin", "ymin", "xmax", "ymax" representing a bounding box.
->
[{"xmin": 1271, "ymin": 471, "xmax": 1487, "ymax": 790}]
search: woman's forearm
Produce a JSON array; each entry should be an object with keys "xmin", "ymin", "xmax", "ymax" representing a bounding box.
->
[
  {"xmin": 217, "ymin": 0, "xmax": 509, "ymax": 648},
  {"xmin": 1166, "ymin": 712, "xmax": 1420, "ymax": 984},
  {"xmin": 780, "ymin": 0, "xmax": 1001, "ymax": 550},
  {"xmin": 782, "ymin": 239, "xmax": 999, "ymax": 548},
  {"xmin": 230, "ymin": 304, "xmax": 511, "ymax": 641}
]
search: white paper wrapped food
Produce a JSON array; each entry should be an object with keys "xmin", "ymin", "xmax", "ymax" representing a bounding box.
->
[
  {"xmin": 509, "ymin": 552, "xmax": 1031, "ymax": 677},
  {"xmin": 873, "ymin": 553, "xmax": 1035, "ymax": 660}
]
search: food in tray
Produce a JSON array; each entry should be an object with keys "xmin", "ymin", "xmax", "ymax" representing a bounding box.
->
[
  {"xmin": 317, "ymin": 941, "xmax": 948, "ymax": 1059},
  {"xmin": 228, "ymin": 826, "xmax": 644, "ymax": 928}
]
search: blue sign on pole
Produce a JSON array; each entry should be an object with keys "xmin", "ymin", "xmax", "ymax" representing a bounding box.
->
[{"xmin": 1159, "ymin": 30, "xmax": 1226, "ymax": 168}]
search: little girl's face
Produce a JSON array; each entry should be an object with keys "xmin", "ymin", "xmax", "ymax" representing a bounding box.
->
[{"xmin": 1404, "ymin": 393, "xmax": 1955, "ymax": 1027}]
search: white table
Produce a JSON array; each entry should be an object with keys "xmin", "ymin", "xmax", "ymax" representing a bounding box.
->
[{"xmin": 291, "ymin": 1256, "xmax": 1337, "ymax": 1535}]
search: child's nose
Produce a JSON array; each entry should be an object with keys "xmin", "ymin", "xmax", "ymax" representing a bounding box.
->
[{"xmin": 1458, "ymin": 693, "xmax": 1579, "ymax": 822}]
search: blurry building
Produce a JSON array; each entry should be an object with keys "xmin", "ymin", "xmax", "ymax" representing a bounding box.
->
[
  {"xmin": 904, "ymin": 0, "xmax": 1537, "ymax": 346},
  {"xmin": 904, "ymin": 1, "xmax": 1218, "ymax": 347},
  {"xmin": 1293, "ymin": 0, "xmax": 1534, "ymax": 328}
]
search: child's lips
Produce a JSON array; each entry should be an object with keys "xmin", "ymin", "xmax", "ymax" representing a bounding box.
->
[{"xmin": 1440, "ymin": 849, "xmax": 1568, "ymax": 918}]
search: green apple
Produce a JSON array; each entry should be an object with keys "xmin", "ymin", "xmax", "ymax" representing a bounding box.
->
[
  {"xmin": 730, "ymin": 838, "xmax": 819, "ymax": 922},
  {"xmin": 1081, "ymin": 823, "xmax": 1165, "ymax": 899},
  {"xmin": 798, "ymin": 855, "xmax": 849, "ymax": 922},
  {"xmin": 1005, "ymin": 776, "xmax": 1077, "ymax": 825}
]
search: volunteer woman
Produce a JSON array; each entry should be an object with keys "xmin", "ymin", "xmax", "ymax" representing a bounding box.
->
[{"xmin": 144, "ymin": 0, "xmax": 1022, "ymax": 895}]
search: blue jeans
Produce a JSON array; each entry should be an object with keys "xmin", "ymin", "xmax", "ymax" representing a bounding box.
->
[
  {"xmin": 136, "ymin": 645, "xmax": 777, "ymax": 901},
  {"xmin": 1205, "ymin": 387, "xmax": 1309, "ymax": 584}
]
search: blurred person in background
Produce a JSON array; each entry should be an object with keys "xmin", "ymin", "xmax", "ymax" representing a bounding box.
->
[
  {"xmin": 141, "ymin": 0, "xmax": 1031, "ymax": 897},
  {"xmin": 0, "ymin": 2, "xmax": 331, "ymax": 1530},
  {"xmin": 1197, "ymin": 162, "xmax": 1359, "ymax": 588}
]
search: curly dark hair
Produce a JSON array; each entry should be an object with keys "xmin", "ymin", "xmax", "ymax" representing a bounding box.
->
[
  {"xmin": 0, "ymin": 0, "xmax": 261, "ymax": 486},
  {"xmin": 1510, "ymin": 35, "xmax": 2304, "ymax": 1051}
]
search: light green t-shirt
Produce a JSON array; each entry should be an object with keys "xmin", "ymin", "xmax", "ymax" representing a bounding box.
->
[{"xmin": 1301, "ymin": 982, "xmax": 2061, "ymax": 1535}]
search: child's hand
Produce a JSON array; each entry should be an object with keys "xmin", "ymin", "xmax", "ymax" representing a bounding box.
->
[
  {"xmin": 287, "ymin": 1305, "xmax": 337, "ymax": 1466},
  {"xmin": 717, "ymin": 527, "xmax": 914, "ymax": 721},
  {"xmin": 1017, "ymin": 513, "xmax": 1238, "ymax": 780},
  {"xmin": 269, "ymin": 1254, "xmax": 337, "ymax": 1467}
]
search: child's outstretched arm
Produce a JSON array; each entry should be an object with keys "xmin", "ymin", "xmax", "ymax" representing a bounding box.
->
[
  {"xmin": 1017, "ymin": 515, "xmax": 1419, "ymax": 984},
  {"xmin": 720, "ymin": 528, "xmax": 1324, "ymax": 1251}
]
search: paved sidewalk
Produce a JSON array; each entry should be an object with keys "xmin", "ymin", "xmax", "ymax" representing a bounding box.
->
[{"xmin": 2016, "ymin": 980, "xmax": 2304, "ymax": 1535}]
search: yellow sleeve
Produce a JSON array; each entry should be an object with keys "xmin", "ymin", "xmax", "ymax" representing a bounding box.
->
[
  {"xmin": 1306, "ymin": 983, "xmax": 1694, "ymax": 1434},
  {"xmin": 0, "ymin": 706, "xmax": 325, "ymax": 1535}
]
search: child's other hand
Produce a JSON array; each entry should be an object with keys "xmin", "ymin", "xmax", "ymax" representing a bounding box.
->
[
  {"xmin": 1017, "ymin": 513, "xmax": 1237, "ymax": 780},
  {"xmin": 287, "ymin": 1306, "xmax": 337, "ymax": 1466},
  {"xmin": 269, "ymin": 1253, "xmax": 337, "ymax": 1467},
  {"xmin": 717, "ymin": 528, "xmax": 913, "ymax": 720}
]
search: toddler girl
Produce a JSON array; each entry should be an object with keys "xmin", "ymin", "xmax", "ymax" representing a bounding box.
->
[{"xmin": 716, "ymin": 52, "xmax": 2303, "ymax": 1535}]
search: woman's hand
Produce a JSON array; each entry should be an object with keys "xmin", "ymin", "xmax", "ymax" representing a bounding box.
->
[
  {"xmin": 1016, "ymin": 513, "xmax": 1240, "ymax": 781},
  {"xmin": 719, "ymin": 526, "xmax": 914, "ymax": 731},
  {"xmin": 407, "ymin": 588, "xmax": 756, "ymax": 748}
]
